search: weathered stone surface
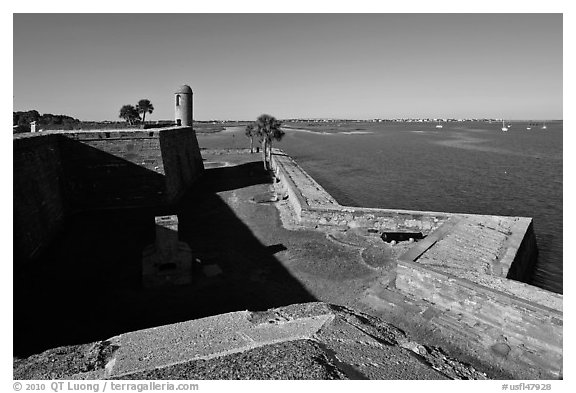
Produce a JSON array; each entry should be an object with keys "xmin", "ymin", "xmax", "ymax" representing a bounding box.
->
[
  {"xmin": 395, "ymin": 259, "xmax": 562, "ymax": 378},
  {"xmin": 15, "ymin": 302, "xmax": 490, "ymax": 380},
  {"xmin": 491, "ymin": 342, "xmax": 511, "ymax": 358}
]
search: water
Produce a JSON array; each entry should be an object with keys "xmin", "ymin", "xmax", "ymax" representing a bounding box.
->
[{"xmin": 197, "ymin": 121, "xmax": 563, "ymax": 294}]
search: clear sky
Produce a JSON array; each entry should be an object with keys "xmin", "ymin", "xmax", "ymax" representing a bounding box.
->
[{"xmin": 13, "ymin": 13, "xmax": 562, "ymax": 121}]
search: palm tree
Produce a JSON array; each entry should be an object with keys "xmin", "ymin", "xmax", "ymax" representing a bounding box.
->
[
  {"xmin": 245, "ymin": 123, "xmax": 257, "ymax": 153},
  {"xmin": 119, "ymin": 104, "xmax": 140, "ymax": 125},
  {"xmin": 266, "ymin": 119, "xmax": 284, "ymax": 168},
  {"xmin": 255, "ymin": 114, "xmax": 284, "ymax": 170},
  {"xmin": 136, "ymin": 99, "xmax": 154, "ymax": 128}
]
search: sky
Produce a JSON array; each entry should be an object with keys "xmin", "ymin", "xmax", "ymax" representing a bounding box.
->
[{"xmin": 13, "ymin": 13, "xmax": 563, "ymax": 121}]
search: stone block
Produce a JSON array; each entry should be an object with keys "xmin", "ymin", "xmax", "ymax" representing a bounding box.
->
[
  {"xmin": 203, "ymin": 264, "xmax": 223, "ymax": 277},
  {"xmin": 142, "ymin": 215, "xmax": 193, "ymax": 288}
]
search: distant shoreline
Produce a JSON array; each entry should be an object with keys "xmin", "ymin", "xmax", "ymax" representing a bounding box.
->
[{"xmin": 281, "ymin": 126, "xmax": 373, "ymax": 135}]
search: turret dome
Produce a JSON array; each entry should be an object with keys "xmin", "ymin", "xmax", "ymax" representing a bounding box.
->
[{"xmin": 175, "ymin": 85, "xmax": 193, "ymax": 94}]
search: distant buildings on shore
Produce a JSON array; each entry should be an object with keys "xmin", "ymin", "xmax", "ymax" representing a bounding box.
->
[{"xmin": 279, "ymin": 118, "xmax": 502, "ymax": 123}]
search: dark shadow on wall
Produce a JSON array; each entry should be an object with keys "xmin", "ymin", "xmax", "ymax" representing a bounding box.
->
[
  {"xmin": 57, "ymin": 136, "xmax": 167, "ymax": 211},
  {"xmin": 505, "ymin": 221, "xmax": 543, "ymax": 289},
  {"xmin": 13, "ymin": 135, "xmax": 169, "ymax": 274},
  {"xmin": 13, "ymin": 159, "xmax": 316, "ymax": 357}
]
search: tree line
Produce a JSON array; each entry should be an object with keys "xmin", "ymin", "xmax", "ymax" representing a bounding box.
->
[
  {"xmin": 13, "ymin": 110, "xmax": 81, "ymax": 133},
  {"xmin": 245, "ymin": 114, "xmax": 285, "ymax": 170}
]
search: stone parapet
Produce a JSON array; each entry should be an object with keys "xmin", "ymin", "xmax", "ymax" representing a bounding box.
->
[
  {"xmin": 273, "ymin": 149, "xmax": 465, "ymax": 233},
  {"xmin": 396, "ymin": 258, "xmax": 562, "ymax": 378}
]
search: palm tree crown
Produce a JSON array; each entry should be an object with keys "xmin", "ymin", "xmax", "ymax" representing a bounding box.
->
[
  {"xmin": 255, "ymin": 114, "xmax": 284, "ymax": 170},
  {"xmin": 256, "ymin": 114, "xmax": 284, "ymax": 142},
  {"xmin": 119, "ymin": 104, "xmax": 140, "ymax": 125},
  {"xmin": 245, "ymin": 123, "xmax": 255, "ymax": 138},
  {"xmin": 136, "ymin": 99, "xmax": 154, "ymax": 127}
]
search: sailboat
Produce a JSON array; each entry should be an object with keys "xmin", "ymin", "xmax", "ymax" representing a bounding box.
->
[
  {"xmin": 542, "ymin": 122, "xmax": 547, "ymax": 130},
  {"xmin": 501, "ymin": 120, "xmax": 508, "ymax": 132}
]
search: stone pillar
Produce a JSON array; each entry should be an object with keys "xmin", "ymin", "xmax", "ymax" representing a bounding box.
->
[
  {"xmin": 175, "ymin": 85, "xmax": 193, "ymax": 127},
  {"xmin": 142, "ymin": 215, "xmax": 192, "ymax": 288}
]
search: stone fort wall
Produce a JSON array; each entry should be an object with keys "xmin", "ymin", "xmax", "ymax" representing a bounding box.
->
[
  {"xmin": 396, "ymin": 258, "xmax": 562, "ymax": 377},
  {"xmin": 13, "ymin": 127, "xmax": 203, "ymax": 261},
  {"xmin": 270, "ymin": 149, "xmax": 562, "ymax": 379},
  {"xmin": 14, "ymin": 134, "xmax": 66, "ymax": 261}
]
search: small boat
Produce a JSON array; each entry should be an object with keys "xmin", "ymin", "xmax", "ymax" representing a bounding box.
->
[
  {"xmin": 501, "ymin": 120, "xmax": 508, "ymax": 132},
  {"xmin": 526, "ymin": 127, "xmax": 531, "ymax": 130},
  {"xmin": 435, "ymin": 123, "xmax": 443, "ymax": 129}
]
